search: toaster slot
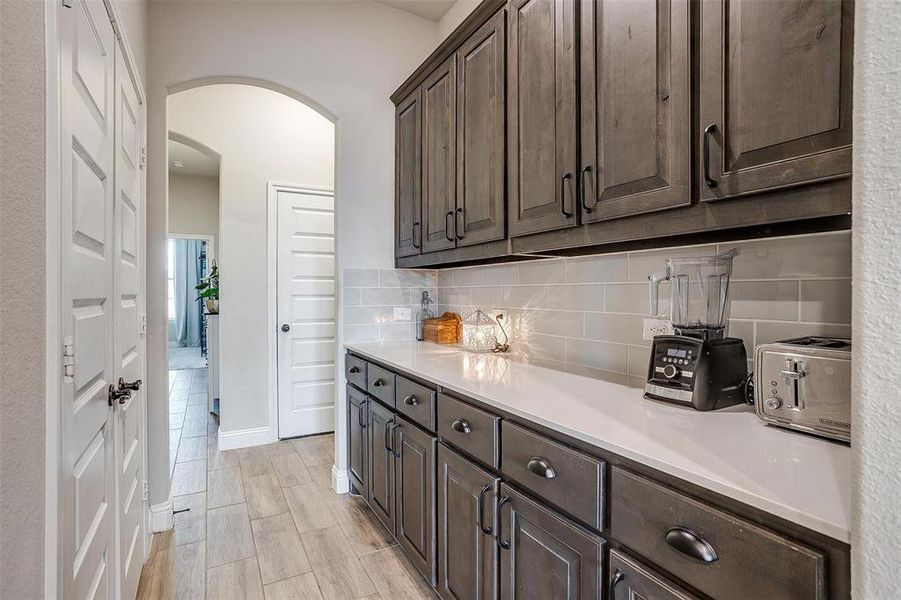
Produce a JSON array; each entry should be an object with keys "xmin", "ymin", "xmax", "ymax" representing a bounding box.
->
[{"xmin": 780, "ymin": 358, "xmax": 806, "ymax": 409}]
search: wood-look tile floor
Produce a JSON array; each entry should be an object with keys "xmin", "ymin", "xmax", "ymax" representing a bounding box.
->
[{"xmin": 139, "ymin": 368, "xmax": 435, "ymax": 600}]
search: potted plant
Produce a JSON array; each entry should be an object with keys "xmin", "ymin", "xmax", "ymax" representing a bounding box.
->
[{"xmin": 196, "ymin": 262, "xmax": 219, "ymax": 314}]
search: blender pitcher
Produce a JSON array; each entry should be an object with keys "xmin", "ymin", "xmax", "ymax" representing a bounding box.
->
[{"xmin": 648, "ymin": 249, "xmax": 739, "ymax": 340}]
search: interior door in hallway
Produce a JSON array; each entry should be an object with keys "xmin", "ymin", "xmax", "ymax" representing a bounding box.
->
[
  {"xmin": 60, "ymin": 1, "xmax": 117, "ymax": 598},
  {"xmin": 275, "ymin": 184, "xmax": 337, "ymax": 438},
  {"xmin": 114, "ymin": 46, "xmax": 147, "ymax": 600}
]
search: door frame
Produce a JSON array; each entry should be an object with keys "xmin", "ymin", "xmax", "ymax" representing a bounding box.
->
[
  {"xmin": 266, "ymin": 181, "xmax": 337, "ymax": 441},
  {"xmin": 44, "ymin": 0, "xmax": 149, "ymax": 596}
]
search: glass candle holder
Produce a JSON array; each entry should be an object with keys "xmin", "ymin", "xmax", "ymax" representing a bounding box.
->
[{"xmin": 461, "ymin": 310, "xmax": 499, "ymax": 353}]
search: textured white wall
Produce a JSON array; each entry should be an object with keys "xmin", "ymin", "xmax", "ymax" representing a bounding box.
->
[
  {"xmin": 438, "ymin": 0, "xmax": 480, "ymax": 40},
  {"xmin": 146, "ymin": 1, "xmax": 439, "ymax": 504},
  {"xmin": 851, "ymin": 0, "xmax": 901, "ymax": 595},
  {"xmin": 168, "ymin": 173, "xmax": 220, "ymax": 246}
]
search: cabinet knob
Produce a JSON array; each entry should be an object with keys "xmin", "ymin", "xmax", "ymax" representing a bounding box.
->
[
  {"xmin": 349, "ymin": 366, "xmax": 360, "ymax": 374},
  {"xmin": 664, "ymin": 526, "xmax": 718, "ymax": 563},
  {"xmin": 451, "ymin": 419, "xmax": 471, "ymax": 434},
  {"xmin": 526, "ymin": 457, "xmax": 556, "ymax": 479},
  {"xmin": 372, "ymin": 378, "xmax": 384, "ymax": 387},
  {"xmin": 403, "ymin": 394, "xmax": 419, "ymax": 406}
]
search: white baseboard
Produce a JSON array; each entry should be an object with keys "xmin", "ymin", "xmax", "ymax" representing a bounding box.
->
[
  {"xmin": 332, "ymin": 465, "xmax": 350, "ymax": 494},
  {"xmin": 218, "ymin": 426, "xmax": 274, "ymax": 451},
  {"xmin": 150, "ymin": 494, "xmax": 173, "ymax": 533}
]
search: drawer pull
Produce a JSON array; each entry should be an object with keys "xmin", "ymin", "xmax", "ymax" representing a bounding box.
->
[
  {"xmin": 477, "ymin": 483, "xmax": 493, "ymax": 535},
  {"xmin": 665, "ymin": 526, "xmax": 718, "ymax": 563},
  {"xmin": 608, "ymin": 569, "xmax": 625, "ymax": 598},
  {"xmin": 403, "ymin": 394, "xmax": 419, "ymax": 406},
  {"xmin": 496, "ymin": 495, "xmax": 512, "ymax": 549},
  {"xmin": 371, "ymin": 378, "xmax": 384, "ymax": 387},
  {"xmin": 526, "ymin": 457, "xmax": 556, "ymax": 479},
  {"xmin": 349, "ymin": 366, "xmax": 360, "ymax": 374},
  {"xmin": 451, "ymin": 419, "xmax": 472, "ymax": 434}
]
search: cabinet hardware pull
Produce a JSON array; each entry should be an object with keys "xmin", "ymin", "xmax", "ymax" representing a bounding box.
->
[
  {"xmin": 526, "ymin": 456, "xmax": 556, "ymax": 479},
  {"xmin": 665, "ymin": 526, "xmax": 718, "ymax": 562},
  {"xmin": 496, "ymin": 496, "xmax": 512, "ymax": 549},
  {"xmin": 454, "ymin": 207, "xmax": 464, "ymax": 240},
  {"xmin": 561, "ymin": 172, "xmax": 574, "ymax": 217},
  {"xmin": 383, "ymin": 420, "xmax": 393, "ymax": 454},
  {"xmin": 371, "ymin": 378, "xmax": 384, "ymax": 387},
  {"xmin": 703, "ymin": 123, "xmax": 718, "ymax": 188},
  {"xmin": 119, "ymin": 377, "xmax": 142, "ymax": 392},
  {"xmin": 579, "ymin": 165, "xmax": 594, "ymax": 213},
  {"xmin": 445, "ymin": 211, "xmax": 455, "ymax": 242},
  {"xmin": 391, "ymin": 422, "xmax": 400, "ymax": 458},
  {"xmin": 358, "ymin": 400, "xmax": 367, "ymax": 429},
  {"xmin": 451, "ymin": 419, "xmax": 472, "ymax": 434},
  {"xmin": 608, "ymin": 569, "xmax": 625, "ymax": 598},
  {"xmin": 403, "ymin": 395, "xmax": 419, "ymax": 406},
  {"xmin": 477, "ymin": 483, "xmax": 493, "ymax": 535},
  {"xmin": 412, "ymin": 221, "xmax": 421, "ymax": 249},
  {"xmin": 349, "ymin": 366, "xmax": 360, "ymax": 374}
]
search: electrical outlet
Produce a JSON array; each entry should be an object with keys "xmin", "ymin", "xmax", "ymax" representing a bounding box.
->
[
  {"xmin": 393, "ymin": 306, "xmax": 412, "ymax": 321},
  {"xmin": 643, "ymin": 318, "xmax": 673, "ymax": 341}
]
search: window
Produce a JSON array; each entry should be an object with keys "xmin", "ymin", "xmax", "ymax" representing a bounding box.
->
[{"xmin": 167, "ymin": 238, "xmax": 176, "ymax": 320}]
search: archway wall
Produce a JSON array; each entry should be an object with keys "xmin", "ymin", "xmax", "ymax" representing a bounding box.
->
[{"xmin": 146, "ymin": 1, "xmax": 439, "ymax": 507}]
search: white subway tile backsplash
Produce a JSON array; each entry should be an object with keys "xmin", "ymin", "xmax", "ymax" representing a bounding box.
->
[
  {"xmin": 547, "ymin": 284, "xmax": 605, "ymax": 312},
  {"xmin": 584, "ymin": 313, "xmax": 646, "ymax": 346},
  {"xmin": 727, "ymin": 232, "xmax": 851, "ymax": 280},
  {"xmin": 343, "ymin": 268, "xmax": 379, "ymax": 287},
  {"xmin": 519, "ymin": 259, "xmax": 565, "ymax": 284},
  {"xmin": 729, "ymin": 281, "xmax": 800, "ymax": 321},
  {"xmin": 452, "ymin": 267, "xmax": 482, "ymax": 286},
  {"xmin": 361, "ymin": 287, "xmax": 410, "ymax": 306},
  {"xmin": 604, "ymin": 283, "xmax": 652, "ymax": 314},
  {"xmin": 472, "ymin": 285, "xmax": 547, "ymax": 310},
  {"xmin": 565, "ymin": 254, "xmax": 628, "ymax": 283},
  {"xmin": 799, "ymin": 279, "xmax": 852, "ymax": 324},
  {"xmin": 755, "ymin": 321, "xmax": 851, "ymax": 346},
  {"xmin": 530, "ymin": 310, "xmax": 584, "ymax": 338},
  {"xmin": 481, "ymin": 264, "xmax": 519, "ymax": 285},
  {"xmin": 628, "ymin": 244, "xmax": 717, "ymax": 282},
  {"xmin": 565, "ymin": 338, "xmax": 629, "ymax": 373}
]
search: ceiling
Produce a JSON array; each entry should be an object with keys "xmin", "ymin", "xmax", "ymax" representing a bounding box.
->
[
  {"xmin": 168, "ymin": 139, "xmax": 219, "ymax": 177},
  {"xmin": 375, "ymin": 0, "xmax": 456, "ymax": 22}
]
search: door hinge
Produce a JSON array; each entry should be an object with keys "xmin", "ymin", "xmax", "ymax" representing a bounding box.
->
[
  {"xmin": 62, "ymin": 0, "xmax": 73, "ymax": 8},
  {"xmin": 140, "ymin": 146, "xmax": 147, "ymax": 170},
  {"xmin": 142, "ymin": 480, "xmax": 149, "ymax": 503},
  {"xmin": 62, "ymin": 336, "xmax": 75, "ymax": 381},
  {"xmin": 140, "ymin": 314, "xmax": 147, "ymax": 336}
]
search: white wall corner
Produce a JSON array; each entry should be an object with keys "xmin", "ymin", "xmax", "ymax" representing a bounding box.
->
[
  {"xmin": 331, "ymin": 464, "xmax": 350, "ymax": 494},
  {"xmin": 150, "ymin": 493, "xmax": 174, "ymax": 533},
  {"xmin": 217, "ymin": 426, "xmax": 275, "ymax": 451}
]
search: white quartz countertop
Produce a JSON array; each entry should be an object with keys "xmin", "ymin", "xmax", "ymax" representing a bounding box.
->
[{"xmin": 345, "ymin": 341, "xmax": 851, "ymax": 543}]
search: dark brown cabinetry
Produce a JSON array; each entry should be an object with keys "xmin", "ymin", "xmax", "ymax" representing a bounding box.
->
[
  {"xmin": 347, "ymin": 385, "xmax": 369, "ymax": 499},
  {"xmin": 497, "ymin": 483, "xmax": 605, "ymax": 600},
  {"xmin": 698, "ymin": 0, "xmax": 853, "ymax": 201},
  {"xmin": 437, "ymin": 443, "xmax": 498, "ymax": 600},
  {"xmin": 395, "ymin": 417, "xmax": 438, "ymax": 585},
  {"xmin": 368, "ymin": 399, "xmax": 396, "ymax": 534},
  {"xmin": 608, "ymin": 549, "xmax": 697, "ymax": 600},
  {"xmin": 507, "ymin": 0, "xmax": 578, "ymax": 237},
  {"xmin": 422, "ymin": 58, "xmax": 458, "ymax": 253},
  {"xmin": 395, "ymin": 89, "xmax": 422, "ymax": 258},
  {"xmin": 579, "ymin": 0, "xmax": 691, "ymax": 221}
]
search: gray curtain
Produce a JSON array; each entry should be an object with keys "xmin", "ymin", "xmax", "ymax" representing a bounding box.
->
[{"xmin": 175, "ymin": 239, "xmax": 204, "ymax": 347}]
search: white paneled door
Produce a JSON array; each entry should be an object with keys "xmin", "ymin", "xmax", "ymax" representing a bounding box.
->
[
  {"xmin": 60, "ymin": 1, "xmax": 146, "ymax": 598},
  {"xmin": 275, "ymin": 184, "xmax": 337, "ymax": 438}
]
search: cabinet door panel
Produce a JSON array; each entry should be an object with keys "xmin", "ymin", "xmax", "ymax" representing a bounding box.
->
[
  {"xmin": 368, "ymin": 400, "xmax": 395, "ymax": 535},
  {"xmin": 580, "ymin": 0, "xmax": 691, "ymax": 221},
  {"xmin": 699, "ymin": 0, "xmax": 853, "ymax": 200},
  {"xmin": 609, "ymin": 549, "xmax": 698, "ymax": 600},
  {"xmin": 396, "ymin": 89, "xmax": 422, "ymax": 257},
  {"xmin": 396, "ymin": 418, "xmax": 437, "ymax": 585},
  {"xmin": 456, "ymin": 9, "xmax": 506, "ymax": 247},
  {"xmin": 422, "ymin": 59, "xmax": 458, "ymax": 253},
  {"xmin": 498, "ymin": 484, "xmax": 604, "ymax": 600},
  {"xmin": 437, "ymin": 444, "xmax": 498, "ymax": 600},
  {"xmin": 347, "ymin": 386, "xmax": 369, "ymax": 499},
  {"xmin": 508, "ymin": 0, "xmax": 577, "ymax": 237}
]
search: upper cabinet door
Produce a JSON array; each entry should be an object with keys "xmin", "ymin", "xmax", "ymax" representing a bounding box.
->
[
  {"xmin": 456, "ymin": 9, "xmax": 507, "ymax": 247},
  {"xmin": 580, "ymin": 0, "xmax": 691, "ymax": 222},
  {"xmin": 508, "ymin": 0, "xmax": 578, "ymax": 237},
  {"xmin": 422, "ymin": 58, "xmax": 458, "ymax": 253},
  {"xmin": 396, "ymin": 89, "xmax": 422, "ymax": 258},
  {"xmin": 699, "ymin": 0, "xmax": 853, "ymax": 201}
]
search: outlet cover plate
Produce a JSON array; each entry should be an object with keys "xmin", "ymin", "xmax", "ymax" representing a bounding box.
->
[
  {"xmin": 393, "ymin": 307, "xmax": 412, "ymax": 321},
  {"xmin": 643, "ymin": 318, "xmax": 674, "ymax": 341}
]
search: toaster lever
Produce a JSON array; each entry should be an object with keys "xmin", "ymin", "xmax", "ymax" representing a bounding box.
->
[
  {"xmin": 779, "ymin": 369, "xmax": 805, "ymax": 380},
  {"xmin": 781, "ymin": 359, "xmax": 806, "ymax": 408}
]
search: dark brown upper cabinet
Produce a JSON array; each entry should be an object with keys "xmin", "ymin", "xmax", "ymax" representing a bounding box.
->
[
  {"xmin": 422, "ymin": 57, "xmax": 458, "ymax": 253},
  {"xmin": 579, "ymin": 0, "xmax": 691, "ymax": 222},
  {"xmin": 456, "ymin": 9, "xmax": 507, "ymax": 247},
  {"xmin": 507, "ymin": 0, "xmax": 578, "ymax": 237},
  {"xmin": 395, "ymin": 89, "xmax": 422, "ymax": 258},
  {"xmin": 698, "ymin": 0, "xmax": 853, "ymax": 201}
]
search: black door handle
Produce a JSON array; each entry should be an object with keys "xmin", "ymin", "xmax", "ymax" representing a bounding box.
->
[
  {"xmin": 371, "ymin": 378, "xmax": 384, "ymax": 387},
  {"xmin": 703, "ymin": 123, "xmax": 718, "ymax": 188},
  {"xmin": 608, "ymin": 569, "xmax": 625, "ymax": 598},
  {"xmin": 445, "ymin": 211, "xmax": 455, "ymax": 242},
  {"xmin": 477, "ymin": 483, "xmax": 493, "ymax": 535},
  {"xmin": 451, "ymin": 419, "xmax": 471, "ymax": 434},
  {"xmin": 412, "ymin": 221, "xmax": 421, "ymax": 249},
  {"xmin": 358, "ymin": 400, "xmax": 367, "ymax": 429},
  {"xmin": 496, "ymin": 495, "xmax": 512, "ymax": 549},
  {"xmin": 526, "ymin": 457, "xmax": 556, "ymax": 479},
  {"xmin": 561, "ymin": 172, "xmax": 573, "ymax": 217},
  {"xmin": 281, "ymin": 323, "xmax": 290, "ymax": 333},
  {"xmin": 579, "ymin": 165, "xmax": 594, "ymax": 213},
  {"xmin": 454, "ymin": 207, "xmax": 464, "ymax": 240},
  {"xmin": 383, "ymin": 419, "xmax": 393, "ymax": 454},
  {"xmin": 349, "ymin": 366, "xmax": 360, "ymax": 374},
  {"xmin": 390, "ymin": 422, "xmax": 400, "ymax": 458},
  {"xmin": 108, "ymin": 384, "xmax": 131, "ymax": 407},
  {"xmin": 665, "ymin": 526, "xmax": 718, "ymax": 562},
  {"xmin": 119, "ymin": 377, "xmax": 142, "ymax": 392}
]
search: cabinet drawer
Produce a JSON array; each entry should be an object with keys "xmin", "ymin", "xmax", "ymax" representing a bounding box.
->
[
  {"xmin": 437, "ymin": 393, "xmax": 499, "ymax": 469},
  {"xmin": 367, "ymin": 363, "xmax": 396, "ymax": 408},
  {"xmin": 610, "ymin": 467, "xmax": 826, "ymax": 600},
  {"xmin": 396, "ymin": 376, "xmax": 436, "ymax": 431},
  {"xmin": 345, "ymin": 354, "xmax": 367, "ymax": 390},
  {"xmin": 608, "ymin": 549, "xmax": 697, "ymax": 600},
  {"xmin": 500, "ymin": 421, "xmax": 604, "ymax": 530}
]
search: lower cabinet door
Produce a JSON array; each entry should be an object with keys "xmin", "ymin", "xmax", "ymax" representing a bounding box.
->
[
  {"xmin": 609, "ymin": 549, "xmax": 698, "ymax": 600},
  {"xmin": 368, "ymin": 400, "xmax": 396, "ymax": 535},
  {"xmin": 395, "ymin": 417, "xmax": 438, "ymax": 585},
  {"xmin": 497, "ymin": 483, "xmax": 604, "ymax": 600},
  {"xmin": 347, "ymin": 385, "xmax": 369, "ymax": 498},
  {"xmin": 437, "ymin": 443, "xmax": 498, "ymax": 600}
]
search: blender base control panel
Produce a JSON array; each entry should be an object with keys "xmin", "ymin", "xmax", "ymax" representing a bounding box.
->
[{"xmin": 645, "ymin": 337, "xmax": 702, "ymax": 404}]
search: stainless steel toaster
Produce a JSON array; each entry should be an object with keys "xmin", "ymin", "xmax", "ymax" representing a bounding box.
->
[{"xmin": 754, "ymin": 337, "xmax": 851, "ymax": 442}]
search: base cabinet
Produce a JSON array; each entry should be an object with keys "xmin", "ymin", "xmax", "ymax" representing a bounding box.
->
[
  {"xmin": 437, "ymin": 444, "xmax": 499, "ymax": 600},
  {"xmin": 368, "ymin": 400, "xmax": 396, "ymax": 535},
  {"xmin": 395, "ymin": 418, "xmax": 438, "ymax": 585},
  {"xmin": 497, "ymin": 483, "xmax": 605, "ymax": 600},
  {"xmin": 609, "ymin": 549, "xmax": 697, "ymax": 600},
  {"xmin": 347, "ymin": 385, "xmax": 369, "ymax": 498}
]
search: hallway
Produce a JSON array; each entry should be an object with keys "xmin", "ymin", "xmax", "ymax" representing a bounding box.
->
[{"xmin": 139, "ymin": 369, "xmax": 434, "ymax": 599}]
